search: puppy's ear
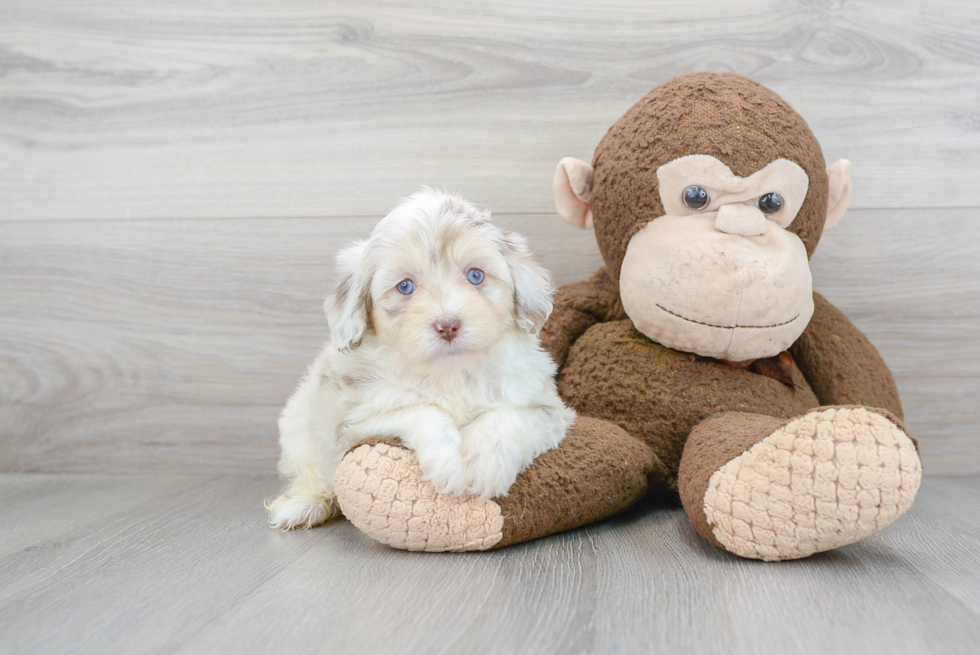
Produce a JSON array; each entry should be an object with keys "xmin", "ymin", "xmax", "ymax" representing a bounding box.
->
[
  {"xmin": 325, "ymin": 240, "xmax": 372, "ymax": 352},
  {"xmin": 500, "ymin": 231, "xmax": 554, "ymax": 334}
]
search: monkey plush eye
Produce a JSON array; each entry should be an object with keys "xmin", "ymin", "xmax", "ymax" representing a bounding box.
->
[
  {"xmin": 397, "ymin": 279, "xmax": 415, "ymax": 295},
  {"xmin": 466, "ymin": 268, "xmax": 485, "ymax": 285},
  {"xmin": 757, "ymin": 193, "xmax": 784, "ymax": 214},
  {"xmin": 682, "ymin": 185, "xmax": 710, "ymax": 210}
]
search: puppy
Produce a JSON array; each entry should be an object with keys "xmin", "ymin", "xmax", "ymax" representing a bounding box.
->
[{"xmin": 267, "ymin": 188, "xmax": 576, "ymax": 530}]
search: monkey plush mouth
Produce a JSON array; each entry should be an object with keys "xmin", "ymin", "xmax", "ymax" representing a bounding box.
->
[
  {"xmin": 619, "ymin": 215, "xmax": 816, "ymax": 361},
  {"xmin": 655, "ymin": 303, "xmax": 800, "ymax": 330}
]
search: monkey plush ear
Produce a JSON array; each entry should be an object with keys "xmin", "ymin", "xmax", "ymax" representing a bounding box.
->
[
  {"xmin": 553, "ymin": 157, "xmax": 594, "ymax": 229},
  {"xmin": 824, "ymin": 159, "xmax": 852, "ymax": 232}
]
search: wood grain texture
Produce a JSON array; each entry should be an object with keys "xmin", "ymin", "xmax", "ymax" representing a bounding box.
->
[
  {"xmin": 811, "ymin": 209, "xmax": 980, "ymax": 476},
  {"xmin": 0, "ymin": 214, "xmax": 604, "ymax": 473},
  {"xmin": 0, "ymin": 473, "xmax": 978, "ymax": 655},
  {"xmin": 2, "ymin": 208, "xmax": 978, "ymax": 475},
  {"xmin": 2, "ymin": 0, "xmax": 979, "ymax": 220}
]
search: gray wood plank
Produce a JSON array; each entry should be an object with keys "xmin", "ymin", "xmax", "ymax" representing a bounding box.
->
[
  {"xmin": 811, "ymin": 209, "xmax": 980, "ymax": 476},
  {"xmin": 0, "ymin": 474, "xmax": 194, "ymax": 554},
  {"xmin": 0, "ymin": 474, "xmax": 344, "ymax": 654},
  {"xmin": 2, "ymin": 208, "xmax": 977, "ymax": 475},
  {"xmin": 2, "ymin": 0, "xmax": 979, "ymax": 220},
  {"xmin": 876, "ymin": 475, "xmax": 980, "ymax": 614},
  {"xmin": 0, "ymin": 214, "xmax": 604, "ymax": 474},
  {"xmin": 0, "ymin": 473, "xmax": 977, "ymax": 655}
]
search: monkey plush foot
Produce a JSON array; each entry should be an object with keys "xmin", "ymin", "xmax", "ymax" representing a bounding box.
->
[
  {"xmin": 334, "ymin": 438, "xmax": 506, "ymax": 552},
  {"xmin": 334, "ymin": 417, "xmax": 658, "ymax": 552},
  {"xmin": 679, "ymin": 406, "xmax": 922, "ymax": 562}
]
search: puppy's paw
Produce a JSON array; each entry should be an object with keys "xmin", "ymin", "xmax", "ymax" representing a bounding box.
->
[
  {"xmin": 415, "ymin": 437, "xmax": 467, "ymax": 496},
  {"xmin": 462, "ymin": 436, "xmax": 522, "ymax": 499},
  {"xmin": 418, "ymin": 452, "xmax": 468, "ymax": 496},
  {"xmin": 265, "ymin": 493, "xmax": 340, "ymax": 530}
]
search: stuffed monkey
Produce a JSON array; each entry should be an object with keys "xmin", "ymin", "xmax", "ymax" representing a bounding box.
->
[{"xmin": 332, "ymin": 73, "xmax": 922, "ymax": 561}]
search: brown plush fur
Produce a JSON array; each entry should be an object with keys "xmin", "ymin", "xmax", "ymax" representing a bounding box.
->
[
  {"xmin": 677, "ymin": 406, "xmax": 918, "ymax": 554},
  {"xmin": 539, "ymin": 268, "xmax": 623, "ymax": 370},
  {"xmin": 559, "ymin": 320, "xmax": 820, "ymax": 489},
  {"xmin": 791, "ymin": 293, "xmax": 904, "ymax": 417},
  {"xmin": 534, "ymin": 72, "xmax": 912, "ymax": 558},
  {"xmin": 678, "ymin": 412, "xmax": 791, "ymax": 549},
  {"xmin": 334, "ymin": 73, "xmax": 916, "ymax": 558},
  {"xmin": 343, "ymin": 419, "xmax": 656, "ymax": 550},
  {"xmin": 590, "ymin": 72, "xmax": 829, "ymax": 280},
  {"xmin": 493, "ymin": 416, "xmax": 656, "ymax": 548}
]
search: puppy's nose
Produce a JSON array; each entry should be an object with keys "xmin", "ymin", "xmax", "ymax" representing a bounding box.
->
[{"xmin": 433, "ymin": 318, "xmax": 462, "ymax": 342}]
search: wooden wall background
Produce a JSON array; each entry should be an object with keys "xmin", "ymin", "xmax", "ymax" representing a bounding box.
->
[{"xmin": 1, "ymin": 0, "xmax": 978, "ymax": 475}]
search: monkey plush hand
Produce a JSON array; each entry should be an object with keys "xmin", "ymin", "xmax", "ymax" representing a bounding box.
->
[{"xmin": 331, "ymin": 73, "xmax": 922, "ymax": 560}]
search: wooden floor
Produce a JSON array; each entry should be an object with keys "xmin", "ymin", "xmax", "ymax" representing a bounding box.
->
[{"xmin": 0, "ymin": 473, "xmax": 978, "ymax": 655}]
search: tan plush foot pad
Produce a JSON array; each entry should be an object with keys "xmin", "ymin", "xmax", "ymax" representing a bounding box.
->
[
  {"xmin": 334, "ymin": 442, "xmax": 504, "ymax": 552},
  {"xmin": 702, "ymin": 407, "xmax": 922, "ymax": 561}
]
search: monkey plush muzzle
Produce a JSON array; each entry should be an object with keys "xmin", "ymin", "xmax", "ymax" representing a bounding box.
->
[{"xmin": 619, "ymin": 211, "xmax": 815, "ymax": 362}]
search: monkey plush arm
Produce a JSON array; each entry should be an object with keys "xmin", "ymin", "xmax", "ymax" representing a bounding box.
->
[
  {"xmin": 790, "ymin": 292, "xmax": 903, "ymax": 418},
  {"xmin": 541, "ymin": 267, "xmax": 621, "ymax": 371}
]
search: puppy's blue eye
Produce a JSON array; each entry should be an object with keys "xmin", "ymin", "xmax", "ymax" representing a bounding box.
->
[
  {"xmin": 466, "ymin": 268, "xmax": 485, "ymax": 285},
  {"xmin": 397, "ymin": 279, "xmax": 415, "ymax": 295}
]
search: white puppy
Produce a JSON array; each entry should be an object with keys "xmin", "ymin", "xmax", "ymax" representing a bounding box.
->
[{"xmin": 267, "ymin": 188, "xmax": 575, "ymax": 530}]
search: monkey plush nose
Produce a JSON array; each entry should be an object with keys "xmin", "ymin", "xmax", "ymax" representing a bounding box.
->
[
  {"xmin": 714, "ymin": 203, "xmax": 767, "ymax": 237},
  {"xmin": 433, "ymin": 318, "xmax": 462, "ymax": 342}
]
